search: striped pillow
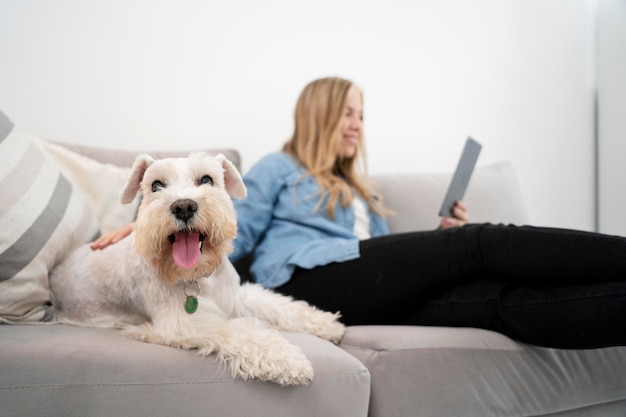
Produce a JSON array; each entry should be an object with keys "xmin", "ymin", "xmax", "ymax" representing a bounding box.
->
[{"xmin": 0, "ymin": 111, "xmax": 100, "ymax": 323}]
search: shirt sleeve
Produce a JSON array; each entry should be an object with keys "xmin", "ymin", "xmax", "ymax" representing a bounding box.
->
[{"xmin": 229, "ymin": 153, "xmax": 291, "ymax": 262}]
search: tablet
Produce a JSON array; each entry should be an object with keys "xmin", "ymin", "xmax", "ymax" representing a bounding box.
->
[{"xmin": 438, "ymin": 137, "xmax": 482, "ymax": 217}]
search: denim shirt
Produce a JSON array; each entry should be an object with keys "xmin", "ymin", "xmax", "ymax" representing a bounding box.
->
[{"xmin": 229, "ymin": 152, "xmax": 390, "ymax": 288}]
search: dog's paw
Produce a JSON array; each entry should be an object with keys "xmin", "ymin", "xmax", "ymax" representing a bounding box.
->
[
  {"xmin": 300, "ymin": 310, "xmax": 346, "ymax": 344},
  {"xmin": 313, "ymin": 317, "xmax": 346, "ymax": 344},
  {"xmin": 262, "ymin": 346, "xmax": 314, "ymax": 386},
  {"xmin": 241, "ymin": 338, "xmax": 314, "ymax": 386},
  {"xmin": 209, "ymin": 323, "xmax": 315, "ymax": 386}
]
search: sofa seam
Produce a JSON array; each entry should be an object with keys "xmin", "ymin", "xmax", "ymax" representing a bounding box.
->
[
  {"xmin": 0, "ymin": 369, "xmax": 370, "ymax": 390},
  {"xmin": 340, "ymin": 344, "xmax": 521, "ymax": 353}
]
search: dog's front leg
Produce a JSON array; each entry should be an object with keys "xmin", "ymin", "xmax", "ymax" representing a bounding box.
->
[
  {"xmin": 122, "ymin": 310, "xmax": 314, "ymax": 386},
  {"xmin": 203, "ymin": 316, "xmax": 315, "ymax": 386},
  {"xmin": 235, "ymin": 283, "xmax": 346, "ymax": 343}
]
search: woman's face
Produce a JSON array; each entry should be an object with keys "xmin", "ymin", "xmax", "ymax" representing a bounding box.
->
[{"xmin": 338, "ymin": 87, "xmax": 363, "ymax": 159}]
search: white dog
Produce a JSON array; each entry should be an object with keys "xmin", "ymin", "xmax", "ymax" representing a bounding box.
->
[{"xmin": 49, "ymin": 152, "xmax": 345, "ymax": 386}]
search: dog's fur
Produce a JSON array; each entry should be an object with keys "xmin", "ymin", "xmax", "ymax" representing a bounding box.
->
[{"xmin": 49, "ymin": 152, "xmax": 345, "ymax": 386}]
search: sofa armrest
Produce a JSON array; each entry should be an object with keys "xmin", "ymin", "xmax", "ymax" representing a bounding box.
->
[{"xmin": 371, "ymin": 162, "xmax": 527, "ymax": 233}]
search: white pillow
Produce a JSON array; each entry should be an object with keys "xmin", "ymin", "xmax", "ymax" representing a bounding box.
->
[
  {"xmin": 36, "ymin": 139, "xmax": 140, "ymax": 234},
  {"xmin": 0, "ymin": 111, "xmax": 100, "ymax": 323}
]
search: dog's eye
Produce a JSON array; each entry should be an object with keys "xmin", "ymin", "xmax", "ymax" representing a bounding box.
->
[
  {"xmin": 200, "ymin": 175, "xmax": 213, "ymax": 186},
  {"xmin": 152, "ymin": 180, "xmax": 165, "ymax": 192}
]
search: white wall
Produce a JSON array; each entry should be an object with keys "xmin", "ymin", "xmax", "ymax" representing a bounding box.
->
[
  {"xmin": 597, "ymin": 0, "xmax": 626, "ymax": 235},
  {"xmin": 0, "ymin": 0, "xmax": 598, "ymax": 230}
]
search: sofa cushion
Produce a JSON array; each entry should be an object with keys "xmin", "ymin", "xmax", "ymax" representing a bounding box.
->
[
  {"xmin": 0, "ymin": 324, "xmax": 371, "ymax": 417},
  {"xmin": 372, "ymin": 162, "xmax": 528, "ymax": 233},
  {"xmin": 0, "ymin": 111, "xmax": 100, "ymax": 323},
  {"xmin": 341, "ymin": 325, "xmax": 626, "ymax": 417}
]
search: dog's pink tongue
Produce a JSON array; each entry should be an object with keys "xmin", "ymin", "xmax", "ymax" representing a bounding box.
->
[{"xmin": 172, "ymin": 232, "xmax": 201, "ymax": 269}]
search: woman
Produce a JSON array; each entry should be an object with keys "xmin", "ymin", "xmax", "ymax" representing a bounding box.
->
[{"xmin": 93, "ymin": 76, "xmax": 626, "ymax": 349}]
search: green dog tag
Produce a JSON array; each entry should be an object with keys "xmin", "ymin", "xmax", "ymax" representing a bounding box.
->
[{"xmin": 184, "ymin": 296, "xmax": 198, "ymax": 314}]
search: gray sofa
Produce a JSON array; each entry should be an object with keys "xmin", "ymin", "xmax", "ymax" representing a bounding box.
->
[{"xmin": 1, "ymin": 112, "xmax": 626, "ymax": 417}]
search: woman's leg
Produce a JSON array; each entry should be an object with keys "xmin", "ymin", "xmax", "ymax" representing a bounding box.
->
[
  {"xmin": 277, "ymin": 223, "xmax": 626, "ymax": 346},
  {"xmin": 410, "ymin": 280, "xmax": 626, "ymax": 348},
  {"xmin": 473, "ymin": 223, "xmax": 626, "ymax": 284},
  {"xmin": 280, "ymin": 227, "xmax": 471, "ymax": 325}
]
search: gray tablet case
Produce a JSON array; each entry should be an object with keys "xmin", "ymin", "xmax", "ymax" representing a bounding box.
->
[{"xmin": 438, "ymin": 137, "xmax": 482, "ymax": 217}]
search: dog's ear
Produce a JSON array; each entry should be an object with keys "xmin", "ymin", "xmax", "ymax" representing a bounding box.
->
[
  {"xmin": 214, "ymin": 153, "xmax": 247, "ymax": 200},
  {"xmin": 120, "ymin": 154, "xmax": 155, "ymax": 204}
]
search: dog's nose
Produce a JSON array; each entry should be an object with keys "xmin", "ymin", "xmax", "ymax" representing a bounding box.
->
[{"xmin": 170, "ymin": 199, "xmax": 198, "ymax": 222}]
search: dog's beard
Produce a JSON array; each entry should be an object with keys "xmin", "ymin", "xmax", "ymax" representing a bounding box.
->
[{"xmin": 134, "ymin": 201, "xmax": 238, "ymax": 283}]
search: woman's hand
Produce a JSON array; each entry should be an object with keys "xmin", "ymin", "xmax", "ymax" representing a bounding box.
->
[
  {"xmin": 90, "ymin": 222, "xmax": 135, "ymax": 251},
  {"xmin": 439, "ymin": 201, "xmax": 470, "ymax": 229}
]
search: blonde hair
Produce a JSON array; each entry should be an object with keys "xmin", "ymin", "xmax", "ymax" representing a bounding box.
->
[{"xmin": 282, "ymin": 76, "xmax": 388, "ymax": 218}]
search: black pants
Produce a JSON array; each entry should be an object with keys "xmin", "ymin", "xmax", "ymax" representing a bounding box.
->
[{"xmin": 276, "ymin": 224, "xmax": 626, "ymax": 349}]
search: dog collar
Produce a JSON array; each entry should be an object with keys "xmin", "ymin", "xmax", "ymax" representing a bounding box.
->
[{"xmin": 183, "ymin": 280, "xmax": 200, "ymax": 314}]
